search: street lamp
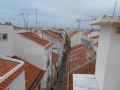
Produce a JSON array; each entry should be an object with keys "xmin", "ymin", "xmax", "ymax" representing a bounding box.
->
[{"xmin": 31, "ymin": 9, "xmax": 37, "ymax": 28}]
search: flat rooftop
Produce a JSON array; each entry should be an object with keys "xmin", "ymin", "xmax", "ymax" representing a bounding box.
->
[
  {"xmin": 89, "ymin": 15, "xmax": 120, "ymax": 25},
  {"xmin": 73, "ymin": 74, "xmax": 100, "ymax": 90}
]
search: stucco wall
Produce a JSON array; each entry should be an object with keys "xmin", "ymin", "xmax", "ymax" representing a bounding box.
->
[
  {"xmin": 0, "ymin": 25, "xmax": 15, "ymax": 57},
  {"xmin": 4, "ymin": 71, "xmax": 25, "ymax": 90},
  {"xmin": 15, "ymin": 34, "xmax": 47, "ymax": 70}
]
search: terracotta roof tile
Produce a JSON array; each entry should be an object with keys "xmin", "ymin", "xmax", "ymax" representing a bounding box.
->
[
  {"xmin": 62, "ymin": 44, "xmax": 96, "ymax": 90},
  {"xmin": 69, "ymin": 30, "xmax": 80, "ymax": 37},
  {"xmin": 91, "ymin": 35, "xmax": 99, "ymax": 39},
  {"xmin": 70, "ymin": 44, "xmax": 92, "ymax": 52},
  {"xmin": 43, "ymin": 30, "xmax": 64, "ymax": 41},
  {"xmin": 82, "ymin": 30, "xmax": 91, "ymax": 36},
  {"xmin": 94, "ymin": 42, "xmax": 98, "ymax": 47},
  {"xmin": 0, "ymin": 58, "xmax": 19, "ymax": 77},
  {"xmin": 45, "ymin": 42, "xmax": 54, "ymax": 50},
  {"xmin": 11, "ymin": 56, "xmax": 45, "ymax": 90},
  {"xmin": 19, "ymin": 32, "xmax": 50, "ymax": 46},
  {"xmin": 0, "ymin": 58, "xmax": 28, "ymax": 90},
  {"xmin": 52, "ymin": 52, "xmax": 60, "ymax": 64},
  {"xmin": 62, "ymin": 60, "xmax": 96, "ymax": 90}
]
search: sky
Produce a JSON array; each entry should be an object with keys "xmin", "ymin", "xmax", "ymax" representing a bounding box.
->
[{"xmin": 0, "ymin": 0, "xmax": 120, "ymax": 29}]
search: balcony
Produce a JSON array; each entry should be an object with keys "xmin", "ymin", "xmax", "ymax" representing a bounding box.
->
[{"xmin": 46, "ymin": 59, "xmax": 50, "ymax": 68}]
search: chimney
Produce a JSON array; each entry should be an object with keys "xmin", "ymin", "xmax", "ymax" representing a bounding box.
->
[{"xmin": 90, "ymin": 15, "xmax": 120, "ymax": 90}]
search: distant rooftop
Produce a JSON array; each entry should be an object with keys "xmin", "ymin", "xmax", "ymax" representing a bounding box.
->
[
  {"xmin": 43, "ymin": 30, "xmax": 64, "ymax": 41},
  {"xmin": 19, "ymin": 32, "xmax": 50, "ymax": 46}
]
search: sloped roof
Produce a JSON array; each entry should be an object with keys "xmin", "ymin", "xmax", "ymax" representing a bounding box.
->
[
  {"xmin": 0, "ymin": 58, "xmax": 18, "ymax": 77},
  {"xmin": 62, "ymin": 44, "xmax": 96, "ymax": 90},
  {"xmin": 82, "ymin": 30, "xmax": 91, "ymax": 36},
  {"xmin": 43, "ymin": 30, "xmax": 64, "ymax": 41},
  {"xmin": 69, "ymin": 30, "xmax": 80, "ymax": 37},
  {"xmin": 62, "ymin": 60, "xmax": 96, "ymax": 90},
  {"xmin": 91, "ymin": 35, "xmax": 99, "ymax": 39},
  {"xmin": 45, "ymin": 42, "xmax": 54, "ymax": 50},
  {"xmin": 52, "ymin": 52, "xmax": 60, "ymax": 64},
  {"xmin": 0, "ymin": 57, "xmax": 28, "ymax": 90},
  {"xmin": 11, "ymin": 56, "xmax": 45, "ymax": 90},
  {"xmin": 19, "ymin": 32, "xmax": 50, "ymax": 46},
  {"xmin": 94, "ymin": 42, "xmax": 98, "ymax": 47}
]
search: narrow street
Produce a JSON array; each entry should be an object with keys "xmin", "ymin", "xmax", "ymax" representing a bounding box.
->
[{"xmin": 54, "ymin": 38, "xmax": 69, "ymax": 90}]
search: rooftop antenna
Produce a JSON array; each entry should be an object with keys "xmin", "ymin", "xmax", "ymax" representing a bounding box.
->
[{"xmin": 113, "ymin": 1, "xmax": 117, "ymax": 16}]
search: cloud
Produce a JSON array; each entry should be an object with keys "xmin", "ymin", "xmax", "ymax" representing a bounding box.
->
[{"xmin": 0, "ymin": 0, "xmax": 120, "ymax": 28}]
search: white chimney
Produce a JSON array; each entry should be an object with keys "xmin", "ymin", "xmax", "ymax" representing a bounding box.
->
[{"xmin": 90, "ymin": 15, "xmax": 120, "ymax": 90}]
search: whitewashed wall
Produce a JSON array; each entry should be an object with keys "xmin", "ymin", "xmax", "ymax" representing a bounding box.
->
[
  {"xmin": 15, "ymin": 34, "xmax": 47, "ymax": 70},
  {"xmin": 4, "ymin": 71, "xmax": 25, "ymax": 90},
  {"xmin": 95, "ymin": 23, "xmax": 120, "ymax": 90},
  {"xmin": 0, "ymin": 25, "xmax": 15, "ymax": 57},
  {"xmin": 70, "ymin": 31, "xmax": 81, "ymax": 47}
]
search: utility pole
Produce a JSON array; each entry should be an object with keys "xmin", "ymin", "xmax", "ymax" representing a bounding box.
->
[
  {"xmin": 113, "ymin": 1, "xmax": 117, "ymax": 16},
  {"xmin": 31, "ymin": 9, "xmax": 37, "ymax": 28}
]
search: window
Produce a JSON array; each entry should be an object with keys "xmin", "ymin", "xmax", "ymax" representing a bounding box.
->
[
  {"xmin": 38, "ymin": 83, "xmax": 41, "ymax": 90},
  {"xmin": 3, "ymin": 33, "xmax": 8, "ymax": 40}
]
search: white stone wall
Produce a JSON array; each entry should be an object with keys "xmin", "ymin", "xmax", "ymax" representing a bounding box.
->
[
  {"xmin": 0, "ymin": 25, "xmax": 15, "ymax": 57},
  {"xmin": 15, "ymin": 34, "xmax": 47, "ymax": 70},
  {"xmin": 4, "ymin": 71, "xmax": 25, "ymax": 90},
  {"xmin": 95, "ymin": 23, "xmax": 120, "ymax": 90},
  {"xmin": 71, "ymin": 31, "xmax": 81, "ymax": 47}
]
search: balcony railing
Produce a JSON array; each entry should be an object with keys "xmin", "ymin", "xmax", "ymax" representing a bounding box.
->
[{"xmin": 46, "ymin": 59, "xmax": 50, "ymax": 68}]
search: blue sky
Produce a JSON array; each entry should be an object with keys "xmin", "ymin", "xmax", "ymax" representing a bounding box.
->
[{"xmin": 0, "ymin": 0, "xmax": 120, "ymax": 29}]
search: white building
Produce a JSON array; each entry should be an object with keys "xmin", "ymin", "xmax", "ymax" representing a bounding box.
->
[
  {"xmin": 0, "ymin": 24, "xmax": 54, "ymax": 90},
  {"xmin": 42, "ymin": 30, "xmax": 64, "ymax": 72},
  {"xmin": 73, "ymin": 15, "xmax": 120, "ymax": 90},
  {"xmin": 0, "ymin": 55, "xmax": 26, "ymax": 90},
  {"xmin": 69, "ymin": 30, "xmax": 81, "ymax": 47}
]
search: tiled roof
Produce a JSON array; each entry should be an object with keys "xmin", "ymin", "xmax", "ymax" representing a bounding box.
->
[
  {"xmin": 94, "ymin": 42, "xmax": 98, "ymax": 47},
  {"xmin": 11, "ymin": 56, "xmax": 45, "ymax": 90},
  {"xmin": 69, "ymin": 44, "xmax": 94, "ymax": 59},
  {"xmin": 69, "ymin": 30, "xmax": 80, "ymax": 37},
  {"xmin": 0, "ymin": 58, "xmax": 19, "ymax": 77},
  {"xmin": 62, "ymin": 60, "xmax": 96, "ymax": 90},
  {"xmin": 52, "ymin": 52, "xmax": 60, "ymax": 64},
  {"xmin": 91, "ymin": 35, "xmax": 99, "ymax": 39},
  {"xmin": 43, "ymin": 30, "xmax": 64, "ymax": 41},
  {"xmin": 19, "ymin": 32, "xmax": 50, "ymax": 46},
  {"xmin": 45, "ymin": 42, "xmax": 54, "ymax": 50},
  {"xmin": 0, "ymin": 57, "xmax": 28, "ymax": 90},
  {"xmin": 70, "ymin": 44, "xmax": 92, "ymax": 52},
  {"xmin": 62, "ymin": 44, "xmax": 96, "ymax": 90},
  {"xmin": 82, "ymin": 30, "xmax": 91, "ymax": 36}
]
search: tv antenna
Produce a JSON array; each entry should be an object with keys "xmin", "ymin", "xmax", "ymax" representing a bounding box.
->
[{"xmin": 113, "ymin": 1, "xmax": 117, "ymax": 16}]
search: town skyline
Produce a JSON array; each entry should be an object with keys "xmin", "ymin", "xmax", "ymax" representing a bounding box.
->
[{"xmin": 0, "ymin": 0, "xmax": 120, "ymax": 29}]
